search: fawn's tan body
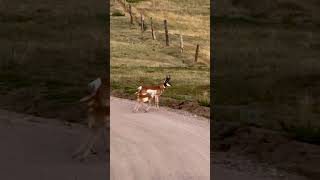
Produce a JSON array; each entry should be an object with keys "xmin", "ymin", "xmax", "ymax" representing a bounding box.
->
[
  {"xmin": 72, "ymin": 77, "xmax": 109, "ymax": 161},
  {"xmin": 133, "ymin": 91, "xmax": 154, "ymax": 112}
]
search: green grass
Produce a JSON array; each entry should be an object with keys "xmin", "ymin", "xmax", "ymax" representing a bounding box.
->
[
  {"xmin": 111, "ymin": 66, "xmax": 209, "ymax": 103},
  {"xmin": 110, "ymin": 0, "xmax": 210, "ymax": 113}
]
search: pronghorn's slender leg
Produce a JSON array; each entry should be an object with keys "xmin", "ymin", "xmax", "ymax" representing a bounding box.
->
[
  {"xmin": 144, "ymin": 100, "xmax": 152, "ymax": 112},
  {"xmin": 133, "ymin": 100, "xmax": 142, "ymax": 112},
  {"xmin": 153, "ymin": 96, "xmax": 157, "ymax": 108},
  {"xmin": 155, "ymin": 95, "xmax": 160, "ymax": 110},
  {"xmin": 138, "ymin": 102, "xmax": 143, "ymax": 112},
  {"xmin": 73, "ymin": 128, "xmax": 102, "ymax": 161},
  {"xmin": 72, "ymin": 115, "xmax": 101, "ymax": 160},
  {"xmin": 133, "ymin": 102, "xmax": 143, "ymax": 112},
  {"xmin": 72, "ymin": 127, "xmax": 96, "ymax": 160},
  {"xmin": 133, "ymin": 102, "xmax": 139, "ymax": 112},
  {"xmin": 81, "ymin": 128, "xmax": 103, "ymax": 160}
]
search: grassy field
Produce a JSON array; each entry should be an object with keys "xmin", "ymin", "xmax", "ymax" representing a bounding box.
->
[
  {"xmin": 214, "ymin": 1, "xmax": 320, "ymax": 144},
  {"xmin": 110, "ymin": 0, "xmax": 210, "ymax": 117},
  {"xmin": 0, "ymin": 0, "xmax": 107, "ymax": 122}
]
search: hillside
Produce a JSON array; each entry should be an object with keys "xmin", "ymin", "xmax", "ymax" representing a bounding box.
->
[{"xmin": 110, "ymin": 0, "xmax": 210, "ymax": 117}]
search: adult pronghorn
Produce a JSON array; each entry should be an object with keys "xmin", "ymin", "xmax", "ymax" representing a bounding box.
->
[
  {"xmin": 72, "ymin": 77, "xmax": 109, "ymax": 161},
  {"xmin": 134, "ymin": 75, "xmax": 172, "ymax": 111}
]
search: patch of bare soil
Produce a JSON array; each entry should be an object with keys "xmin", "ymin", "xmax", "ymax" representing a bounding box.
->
[
  {"xmin": 170, "ymin": 101, "xmax": 210, "ymax": 118},
  {"xmin": 213, "ymin": 121, "xmax": 320, "ymax": 180},
  {"xmin": 0, "ymin": 109, "xmax": 107, "ymax": 180}
]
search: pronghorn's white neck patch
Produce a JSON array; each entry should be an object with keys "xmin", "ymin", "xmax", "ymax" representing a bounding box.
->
[{"xmin": 88, "ymin": 77, "xmax": 102, "ymax": 91}]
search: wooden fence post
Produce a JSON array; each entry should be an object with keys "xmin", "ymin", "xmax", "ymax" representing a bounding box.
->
[
  {"xmin": 141, "ymin": 13, "xmax": 144, "ymax": 32},
  {"xmin": 123, "ymin": 0, "xmax": 127, "ymax": 11},
  {"xmin": 164, "ymin": 19, "xmax": 169, "ymax": 46},
  {"xmin": 129, "ymin": 5, "xmax": 133, "ymax": 24},
  {"xmin": 180, "ymin": 33, "xmax": 184, "ymax": 53},
  {"xmin": 194, "ymin": 44, "xmax": 199, "ymax": 63},
  {"xmin": 150, "ymin": 17, "xmax": 156, "ymax": 40}
]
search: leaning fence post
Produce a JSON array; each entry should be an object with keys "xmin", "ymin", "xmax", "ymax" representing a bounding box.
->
[
  {"xmin": 129, "ymin": 5, "xmax": 133, "ymax": 24},
  {"xmin": 123, "ymin": 0, "xmax": 127, "ymax": 11},
  {"xmin": 164, "ymin": 19, "xmax": 169, "ymax": 46},
  {"xmin": 141, "ymin": 13, "xmax": 145, "ymax": 32},
  {"xmin": 194, "ymin": 44, "xmax": 199, "ymax": 63},
  {"xmin": 150, "ymin": 17, "xmax": 156, "ymax": 40},
  {"xmin": 180, "ymin": 33, "xmax": 184, "ymax": 53}
]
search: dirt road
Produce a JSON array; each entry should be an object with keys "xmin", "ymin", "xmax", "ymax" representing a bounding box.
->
[
  {"xmin": 110, "ymin": 97, "xmax": 210, "ymax": 180},
  {"xmin": 0, "ymin": 97, "xmax": 309, "ymax": 180},
  {"xmin": 0, "ymin": 109, "xmax": 107, "ymax": 180},
  {"xmin": 110, "ymin": 97, "xmax": 308, "ymax": 180}
]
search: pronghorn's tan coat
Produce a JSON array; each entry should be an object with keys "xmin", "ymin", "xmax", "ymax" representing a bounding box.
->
[{"xmin": 135, "ymin": 75, "xmax": 172, "ymax": 111}]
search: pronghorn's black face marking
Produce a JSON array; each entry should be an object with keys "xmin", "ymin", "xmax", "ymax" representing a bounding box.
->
[{"xmin": 164, "ymin": 75, "xmax": 172, "ymax": 87}]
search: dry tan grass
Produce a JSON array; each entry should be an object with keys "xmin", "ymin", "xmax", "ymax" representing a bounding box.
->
[
  {"xmin": 111, "ymin": 0, "xmax": 210, "ymax": 109},
  {"xmin": 136, "ymin": 0, "xmax": 210, "ymax": 38}
]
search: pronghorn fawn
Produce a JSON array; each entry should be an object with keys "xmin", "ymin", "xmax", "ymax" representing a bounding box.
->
[
  {"xmin": 135, "ymin": 75, "xmax": 172, "ymax": 111},
  {"xmin": 72, "ymin": 77, "xmax": 109, "ymax": 161},
  {"xmin": 132, "ymin": 91, "xmax": 154, "ymax": 113}
]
